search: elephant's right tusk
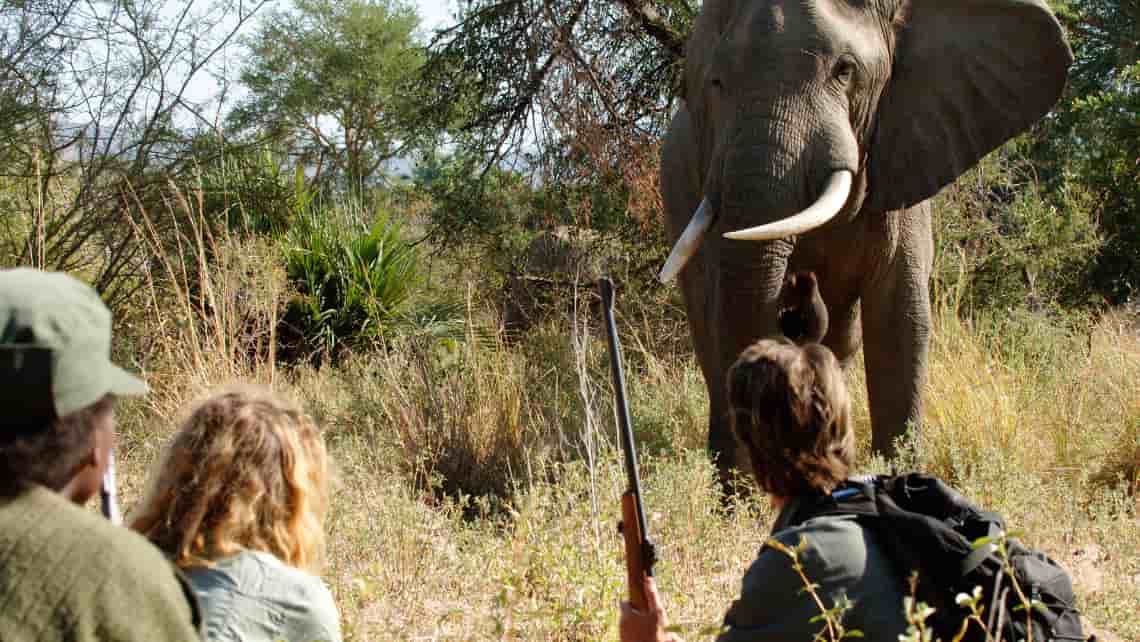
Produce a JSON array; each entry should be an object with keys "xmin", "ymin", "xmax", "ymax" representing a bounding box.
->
[
  {"xmin": 658, "ymin": 197, "xmax": 715, "ymax": 283},
  {"xmin": 723, "ymin": 170, "xmax": 853, "ymax": 241}
]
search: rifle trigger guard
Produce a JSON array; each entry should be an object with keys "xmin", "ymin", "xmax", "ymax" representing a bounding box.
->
[{"xmin": 643, "ymin": 538, "xmax": 658, "ymax": 574}]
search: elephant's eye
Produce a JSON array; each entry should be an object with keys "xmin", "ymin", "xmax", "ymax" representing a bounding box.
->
[
  {"xmin": 833, "ymin": 59, "xmax": 857, "ymax": 85},
  {"xmin": 710, "ymin": 77, "xmax": 724, "ymax": 91}
]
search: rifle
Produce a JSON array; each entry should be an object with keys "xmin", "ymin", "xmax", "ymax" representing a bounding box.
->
[
  {"xmin": 598, "ymin": 278, "xmax": 657, "ymax": 610},
  {"xmin": 100, "ymin": 448, "xmax": 122, "ymax": 524}
]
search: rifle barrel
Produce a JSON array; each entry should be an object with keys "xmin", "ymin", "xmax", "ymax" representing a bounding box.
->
[
  {"xmin": 599, "ymin": 278, "xmax": 651, "ymax": 550},
  {"xmin": 100, "ymin": 448, "xmax": 121, "ymax": 525}
]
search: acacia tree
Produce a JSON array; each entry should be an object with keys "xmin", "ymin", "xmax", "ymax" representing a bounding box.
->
[
  {"xmin": 228, "ymin": 0, "xmax": 424, "ymax": 193},
  {"xmin": 423, "ymin": 0, "xmax": 692, "ymax": 161}
]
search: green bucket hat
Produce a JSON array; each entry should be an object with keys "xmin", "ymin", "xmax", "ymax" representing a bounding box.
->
[{"xmin": 0, "ymin": 268, "xmax": 147, "ymax": 423}]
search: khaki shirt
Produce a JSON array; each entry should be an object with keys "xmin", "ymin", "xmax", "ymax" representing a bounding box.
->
[
  {"xmin": 716, "ymin": 498, "xmax": 908, "ymax": 642},
  {"xmin": 0, "ymin": 485, "xmax": 201, "ymax": 642}
]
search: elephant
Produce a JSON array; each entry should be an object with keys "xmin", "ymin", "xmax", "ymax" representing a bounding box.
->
[{"xmin": 657, "ymin": 0, "xmax": 1073, "ymax": 479}]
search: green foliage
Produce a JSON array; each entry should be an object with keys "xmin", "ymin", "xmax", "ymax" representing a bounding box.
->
[
  {"xmin": 198, "ymin": 146, "xmax": 313, "ymax": 237},
  {"xmin": 416, "ymin": 151, "xmax": 535, "ymax": 252},
  {"xmin": 1030, "ymin": 0, "xmax": 1140, "ymax": 304},
  {"xmin": 229, "ymin": 0, "xmax": 426, "ymax": 191},
  {"xmin": 1062, "ymin": 60, "xmax": 1140, "ymax": 303},
  {"xmin": 280, "ymin": 200, "xmax": 421, "ymax": 360},
  {"xmin": 932, "ymin": 144, "xmax": 1102, "ymax": 312}
]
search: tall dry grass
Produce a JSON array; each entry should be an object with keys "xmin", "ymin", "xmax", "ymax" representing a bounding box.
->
[{"xmin": 101, "ymin": 187, "xmax": 1139, "ymax": 640}]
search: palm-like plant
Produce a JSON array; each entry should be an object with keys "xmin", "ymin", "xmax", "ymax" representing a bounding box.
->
[{"xmin": 281, "ymin": 200, "xmax": 421, "ymax": 362}]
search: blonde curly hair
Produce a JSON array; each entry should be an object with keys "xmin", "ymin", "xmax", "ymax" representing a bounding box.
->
[
  {"xmin": 130, "ymin": 386, "xmax": 330, "ymax": 571},
  {"xmin": 726, "ymin": 337, "xmax": 854, "ymax": 498}
]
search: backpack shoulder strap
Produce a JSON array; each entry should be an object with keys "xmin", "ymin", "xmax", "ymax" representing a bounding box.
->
[{"xmin": 782, "ymin": 478, "xmax": 883, "ymax": 527}]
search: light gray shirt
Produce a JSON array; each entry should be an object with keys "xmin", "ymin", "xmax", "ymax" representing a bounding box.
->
[{"xmin": 184, "ymin": 550, "xmax": 342, "ymax": 642}]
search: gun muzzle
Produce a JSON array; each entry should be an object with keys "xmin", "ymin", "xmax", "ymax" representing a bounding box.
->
[{"xmin": 100, "ymin": 448, "xmax": 121, "ymax": 525}]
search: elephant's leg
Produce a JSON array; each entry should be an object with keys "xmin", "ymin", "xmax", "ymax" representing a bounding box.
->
[
  {"xmin": 661, "ymin": 104, "xmax": 729, "ymax": 480},
  {"xmin": 860, "ymin": 204, "xmax": 934, "ymax": 458},
  {"xmin": 706, "ymin": 375, "xmax": 738, "ymax": 487}
]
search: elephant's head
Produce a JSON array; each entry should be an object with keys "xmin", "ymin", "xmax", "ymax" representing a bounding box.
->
[{"xmin": 659, "ymin": 0, "xmax": 1073, "ymax": 281}]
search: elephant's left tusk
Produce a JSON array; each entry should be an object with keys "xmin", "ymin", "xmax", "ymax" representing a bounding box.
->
[
  {"xmin": 723, "ymin": 170, "xmax": 853, "ymax": 241},
  {"xmin": 658, "ymin": 197, "xmax": 715, "ymax": 283}
]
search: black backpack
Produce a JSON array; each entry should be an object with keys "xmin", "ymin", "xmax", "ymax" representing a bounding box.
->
[{"xmin": 786, "ymin": 473, "xmax": 1089, "ymax": 642}]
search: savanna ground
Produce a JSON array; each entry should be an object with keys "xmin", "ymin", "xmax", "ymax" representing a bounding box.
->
[{"xmin": 96, "ymin": 197, "xmax": 1139, "ymax": 642}]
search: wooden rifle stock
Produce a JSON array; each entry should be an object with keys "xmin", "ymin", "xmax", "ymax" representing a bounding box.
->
[
  {"xmin": 599, "ymin": 277, "xmax": 656, "ymax": 611},
  {"xmin": 621, "ymin": 492, "xmax": 649, "ymax": 610}
]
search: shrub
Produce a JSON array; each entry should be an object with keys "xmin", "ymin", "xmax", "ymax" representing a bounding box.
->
[
  {"xmin": 931, "ymin": 143, "xmax": 1102, "ymax": 314},
  {"xmin": 279, "ymin": 199, "xmax": 421, "ymax": 362},
  {"xmin": 197, "ymin": 145, "xmax": 311, "ymax": 237}
]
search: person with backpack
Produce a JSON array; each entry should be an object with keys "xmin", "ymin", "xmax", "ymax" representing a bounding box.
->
[
  {"xmin": 621, "ymin": 336, "xmax": 909, "ymax": 642},
  {"xmin": 0, "ymin": 268, "xmax": 202, "ymax": 642},
  {"xmin": 130, "ymin": 386, "xmax": 342, "ymax": 642},
  {"xmin": 620, "ymin": 334, "xmax": 1088, "ymax": 642}
]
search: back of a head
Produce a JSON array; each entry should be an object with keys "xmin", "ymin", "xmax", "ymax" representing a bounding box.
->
[
  {"xmin": 131, "ymin": 386, "xmax": 330, "ymax": 571},
  {"xmin": 726, "ymin": 338, "xmax": 854, "ymax": 498},
  {"xmin": 0, "ymin": 270, "xmax": 203, "ymax": 642}
]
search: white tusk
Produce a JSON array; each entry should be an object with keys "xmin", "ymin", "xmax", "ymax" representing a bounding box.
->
[
  {"xmin": 723, "ymin": 170, "xmax": 853, "ymax": 241},
  {"xmin": 658, "ymin": 198, "xmax": 715, "ymax": 283}
]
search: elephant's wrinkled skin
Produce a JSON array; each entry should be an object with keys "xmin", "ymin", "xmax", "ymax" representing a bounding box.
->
[{"xmin": 660, "ymin": 0, "xmax": 1072, "ymax": 476}]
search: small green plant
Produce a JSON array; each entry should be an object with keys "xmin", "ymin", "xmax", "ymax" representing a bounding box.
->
[
  {"xmin": 280, "ymin": 200, "xmax": 421, "ymax": 361},
  {"xmin": 951, "ymin": 585, "xmax": 988, "ymax": 642},
  {"xmin": 899, "ymin": 593, "xmax": 938, "ymax": 642}
]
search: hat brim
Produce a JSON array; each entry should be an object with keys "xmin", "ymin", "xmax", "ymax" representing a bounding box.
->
[
  {"xmin": 107, "ymin": 363, "xmax": 149, "ymax": 397},
  {"xmin": 51, "ymin": 356, "xmax": 149, "ymax": 417}
]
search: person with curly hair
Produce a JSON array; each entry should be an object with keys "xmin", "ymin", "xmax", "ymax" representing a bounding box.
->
[
  {"xmin": 131, "ymin": 385, "xmax": 342, "ymax": 642},
  {"xmin": 0, "ymin": 268, "xmax": 202, "ymax": 642},
  {"xmin": 620, "ymin": 337, "xmax": 907, "ymax": 642}
]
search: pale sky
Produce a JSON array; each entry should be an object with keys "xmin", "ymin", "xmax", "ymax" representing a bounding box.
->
[
  {"xmin": 137, "ymin": 0, "xmax": 459, "ymax": 135},
  {"xmin": 416, "ymin": 0, "xmax": 456, "ymax": 31}
]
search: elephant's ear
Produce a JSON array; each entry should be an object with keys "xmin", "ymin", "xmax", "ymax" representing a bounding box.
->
[{"xmin": 865, "ymin": 0, "xmax": 1073, "ymax": 212}]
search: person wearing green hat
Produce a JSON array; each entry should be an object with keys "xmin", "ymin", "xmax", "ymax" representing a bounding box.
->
[{"xmin": 0, "ymin": 267, "xmax": 202, "ymax": 642}]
